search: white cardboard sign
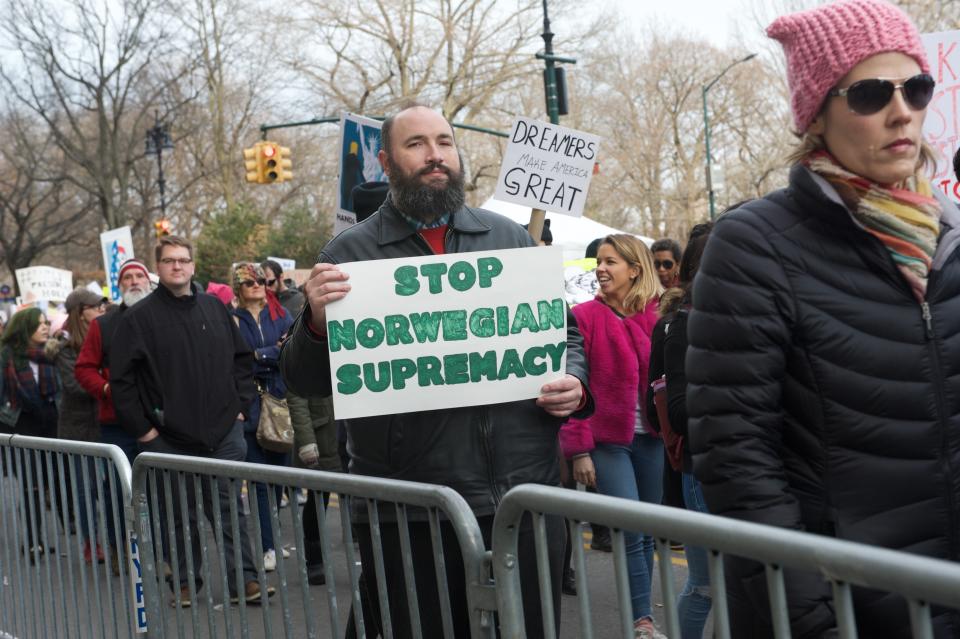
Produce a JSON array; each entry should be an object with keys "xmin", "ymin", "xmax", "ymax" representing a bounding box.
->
[
  {"xmin": 15, "ymin": 266, "xmax": 73, "ymax": 303},
  {"xmin": 493, "ymin": 116, "xmax": 601, "ymax": 218},
  {"xmin": 326, "ymin": 247, "xmax": 568, "ymax": 419},
  {"xmin": 267, "ymin": 256, "xmax": 296, "ymax": 272},
  {"xmin": 100, "ymin": 226, "xmax": 135, "ymax": 302},
  {"xmin": 922, "ymin": 30, "xmax": 960, "ymax": 202}
]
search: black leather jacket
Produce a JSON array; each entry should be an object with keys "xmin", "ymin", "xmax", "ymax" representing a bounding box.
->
[
  {"xmin": 688, "ymin": 165, "xmax": 960, "ymax": 638},
  {"xmin": 280, "ymin": 200, "xmax": 592, "ymax": 516}
]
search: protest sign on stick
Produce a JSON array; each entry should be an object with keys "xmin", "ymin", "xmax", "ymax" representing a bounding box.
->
[
  {"xmin": 494, "ymin": 116, "xmax": 601, "ymax": 220},
  {"xmin": 100, "ymin": 226, "xmax": 135, "ymax": 302},
  {"xmin": 326, "ymin": 246, "xmax": 567, "ymax": 419},
  {"xmin": 922, "ymin": 30, "xmax": 960, "ymax": 201}
]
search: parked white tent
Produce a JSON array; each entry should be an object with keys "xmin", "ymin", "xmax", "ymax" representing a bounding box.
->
[{"xmin": 480, "ymin": 197, "xmax": 653, "ymax": 263}]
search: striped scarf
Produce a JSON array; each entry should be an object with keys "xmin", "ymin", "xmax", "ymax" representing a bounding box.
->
[
  {"xmin": 805, "ymin": 151, "xmax": 941, "ymax": 301},
  {"xmin": 2, "ymin": 346, "xmax": 59, "ymax": 410}
]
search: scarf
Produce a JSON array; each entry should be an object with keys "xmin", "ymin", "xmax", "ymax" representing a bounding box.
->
[
  {"xmin": 804, "ymin": 151, "xmax": 941, "ymax": 301},
  {"xmin": 264, "ymin": 289, "xmax": 285, "ymax": 322},
  {"xmin": 2, "ymin": 346, "xmax": 59, "ymax": 410}
]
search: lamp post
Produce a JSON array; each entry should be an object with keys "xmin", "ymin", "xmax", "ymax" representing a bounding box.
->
[
  {"xmin": 145, "ymin": 113, "xmax": 174, "ymax": 217},
  {"xmin": 703, "ymin": 52, "xmax": 756, "ymax": 220}
]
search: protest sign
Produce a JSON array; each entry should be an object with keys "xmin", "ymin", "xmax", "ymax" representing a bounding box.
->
[
  {"xmin": 494, "ymin": 116, "xmax": 601, "ymax": 218},
  {"xmin": 100, "ymin": 226, "xmax": 135, "ymax": 302},
  {"xmin": 922, "ymin": 30, "xmax": 960, "ymax": 201},
  {"xmin": 326, "ymin": 246, "xmax": 567, "ymax": 419},
  {"xmin": 267, "ymin": 256, "xmax": 296, "ymax": 272},
  {"xmin": 15, "ymin": 266, "xmax": 73, "ymax": 303},
  {"xmin": 336, "ymin": 113, "xmax": 387, "ymax": 235}
]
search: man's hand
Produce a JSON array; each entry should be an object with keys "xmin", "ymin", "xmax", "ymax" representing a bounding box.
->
[
  {"xmin": 572, "ymin": 455, "xmax": 596, "ymax": 488},
  {"xmin": 304, "ymin": 263, "xmax": 351, "ymax": 333},
  {"xmin": 536, "ymin": 374, "xmax": 583, "ymax": 418},
  {"xmin": 299, "ymin": 444, "xmax": 320, "ymax": 468},
  {"xmin": 138, "ymin": 428, "xmax": 160, "ymax": 444}
]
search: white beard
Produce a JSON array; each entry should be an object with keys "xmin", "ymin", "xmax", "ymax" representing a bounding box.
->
[{"xmin": 122, "ymin": 289, "xmax": 150, "ymax": 307}]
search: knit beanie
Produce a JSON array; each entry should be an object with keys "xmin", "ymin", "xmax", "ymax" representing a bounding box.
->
[
  {"xmin": 231, "ymin": 262, "xmax": 265, "ymax": 295},
  {"xmin": 767, "ymin": 0, "xmax": 929, "ymax": 133},
  {"xmin": 118, "ymin": 258, "xmax": 149, "ymax": 281}
]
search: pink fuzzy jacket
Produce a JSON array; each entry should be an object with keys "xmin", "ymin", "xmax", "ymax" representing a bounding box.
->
[{"xmin": 559, "ymin": 298, "xmax": 658, "ymax": 457}]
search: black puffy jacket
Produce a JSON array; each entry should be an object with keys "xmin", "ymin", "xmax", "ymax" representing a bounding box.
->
[
  {"xmin": 688, "ymin": 165, "xmax": 960, "ymax": 638},
  {"xmin": 280, "ymin": 200, "xmax": 592, "ymax": 518}
]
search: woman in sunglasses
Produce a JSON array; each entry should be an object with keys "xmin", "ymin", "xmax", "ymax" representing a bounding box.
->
[
  {"xmin": 687, "ymin": 1, "xmax": 959, "ymax": 637},
  {"xmin": 231, "ymin": 262, "xmax": 294, "ymax": 572}
]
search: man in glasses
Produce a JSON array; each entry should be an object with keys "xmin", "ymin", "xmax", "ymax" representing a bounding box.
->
[
  {"xmin": 651, "ymin": 238, "xmax": 682, "ymax": 289},
  {"xmin": 261, "ymin": 259, "xmax": 304, "ymax": 319},
  {"xmin": 109, "ymin": 235, "xmax": 272, "ymax": 607}
]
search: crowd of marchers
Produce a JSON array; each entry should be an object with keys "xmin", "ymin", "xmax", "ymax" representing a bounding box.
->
[{"xmin": 2, "ymin": 0, "xmax": 960, "ymax": 637}]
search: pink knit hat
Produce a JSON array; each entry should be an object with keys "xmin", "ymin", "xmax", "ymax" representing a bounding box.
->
[{"xmin": 767, "ymin": 0, "xmax": 929, "ymax": 133}]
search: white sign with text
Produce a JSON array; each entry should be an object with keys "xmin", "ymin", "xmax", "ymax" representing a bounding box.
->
[
  {"xmin": 493, "ymin": 116, "xmax": 601, "ymax": 217},
  {"xmin": 15, "ymin": 266, "xmax": 73, "ymax": 303},
  {"xmin": 326, "ymin": 247, "xmax": 567, "ymax": 419}
]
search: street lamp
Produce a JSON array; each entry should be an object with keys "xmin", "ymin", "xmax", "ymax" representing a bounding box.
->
[
  {"xmin": 145, "ymin": 113, "xmax": 174, "ymax": 217},
  {"xmin": 702, "ymin": 52, "xmax": 756, "ymax": 220}
]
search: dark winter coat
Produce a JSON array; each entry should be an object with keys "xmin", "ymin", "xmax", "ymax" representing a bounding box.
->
[
  {"xmin": 288, "ymin": 392, "xmax": 340, "ymax": 472},
  {"xmin": 53, "ymin": 341, "xmax": 100, "ymax": 442},
  {"xmin": 277, "ymin": 286, "xmax": 305, "ymax": 320},
  {"xmin": 110, "ymin": 282, "xmax": 256, "ymax": 453},
  {"xmin": 232, "ymin": 304, "xmax": 293, "ymax": 430},
  {"xmin": 280, "ymin": 199, "xmax": 592, "ymax": 517},
  {"xmin": 687, "ymin": 164, "xmax": 960, "ymax": 638}
]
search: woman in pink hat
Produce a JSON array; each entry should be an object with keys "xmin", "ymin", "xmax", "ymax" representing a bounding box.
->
[{"xmin": 687, "ymin": 1, "xmax": 959, "ymax": 637}]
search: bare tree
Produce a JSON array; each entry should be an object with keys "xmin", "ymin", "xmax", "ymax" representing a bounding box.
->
[
  {"xmin": 0, "ymin": 114, "xmax": 95, "ymax": 280},
  {"xmin": 0, "ymin": 0, "xmax": 193, "ymax": 229}
]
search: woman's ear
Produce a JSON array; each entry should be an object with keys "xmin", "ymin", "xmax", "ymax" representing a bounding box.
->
[{"xmin": 807, "ymin": 113, "xmax": 826, "ymax": 136}]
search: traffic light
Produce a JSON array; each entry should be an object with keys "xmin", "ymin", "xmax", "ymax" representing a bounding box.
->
[
  {"xmin": 242, "ymin": 141, "xmax": 293, "ymax": 184},
  {"xmin": 277, "ymin": 145, "xmax": 293, "ymax": 183},
  {"xmin": 154, "ymin": 219, "xmax": 172, "ymax": 237},
  {"xmin": 244, "ymin": 145, "xmax": 260, "ymax": 183}
]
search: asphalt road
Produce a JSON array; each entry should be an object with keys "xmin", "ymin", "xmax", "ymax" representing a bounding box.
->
[{"xmin": 0, "ymin": 489, "xmax": 698, "ymax": 638}]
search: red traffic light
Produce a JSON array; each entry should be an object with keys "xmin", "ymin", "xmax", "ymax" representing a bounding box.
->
[{"xmin": 262, "ymin": 145, "xmax": 276, "ymax": 158}]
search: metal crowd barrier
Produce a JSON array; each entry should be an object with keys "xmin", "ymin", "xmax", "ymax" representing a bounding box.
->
[
  {"xmin": 130, "ymin": 452, "xmax": 495, "ymax": 639},
  {"xmin": 0, "ymin": 434, "xmax": 136, "ymax": 639},
  {"xmin": 491, "ymin": 484, "xmax": 960, "ymax": 639}
]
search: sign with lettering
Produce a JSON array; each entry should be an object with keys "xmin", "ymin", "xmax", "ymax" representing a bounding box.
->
[
  {"xmin": 326, "ymin": 247, "xmax": 568, "ymax": 419},
  {"xmin": 15, "ymin": 266, "xmax": 73, "ymax": 303},
  {"xmin": 100, "ymin": 226, "xmax": 135, "ymax": 302},
  {"xmin": 494, "ymin": 116, "xmax": 601, "ymax": 217},
  {"xmin": 129, "ymin": 533, "xmax": 147, "ymax": 633},
  {"xmin": 922, "ymin": 30, "xmax": 960, "ymax": 201},
  {"xmin": 336, "ymin": 112, "xmax": 387, "ymax": 234},
  {"xmin": 267, "ymin": 256, "xmax": 296, "ymax": 272}
]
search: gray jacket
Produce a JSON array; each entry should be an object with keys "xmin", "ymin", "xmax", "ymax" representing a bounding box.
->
[{"xmin": 280, "ymin": 200, "xmax": 592, "ymax": 516}]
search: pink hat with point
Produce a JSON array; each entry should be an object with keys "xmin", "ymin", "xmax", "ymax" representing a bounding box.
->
[{"xmin": 767, "ymin": 0, "xmax": 929, "ymax": 133}]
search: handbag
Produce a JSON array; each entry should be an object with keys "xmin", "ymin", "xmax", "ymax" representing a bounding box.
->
[
  {"xmin": 256, "ymin": 391, "xmax": 294, "ymax": 453},
  {"xmin": 0, "ymin": 350, "xmax": 21, "ymax": 429},
  {"xmin": 651, "ymin": 375, "xmax": 684, "ymax": 472}
]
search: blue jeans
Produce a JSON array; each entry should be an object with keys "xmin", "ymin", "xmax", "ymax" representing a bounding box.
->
[
  {"xmin": 100, "ymin": 424, "xmax": 139, "ymax": 548},
  {"xmin": 243, "ymin": 430, "xmax": 289, "ymax": 553},
  {"xmin": 591, "ymin": 433, "xmax": 663, "ymax": 622},
  {"xmin": 679, "ymin": 473, "xmax": 712, "ymax": 639}
]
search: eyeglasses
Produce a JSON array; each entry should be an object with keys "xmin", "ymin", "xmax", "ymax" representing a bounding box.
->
[
  {"xmin": 654, "ymin": 259, "xmax": 675, "ymax": 270},
  {"xmin": 265, "ymin": 279, "xmax": 277, "ymax": 286},
  {"xmin": 82, "ymin": 302, "xmax": 107, "ymax": 312},
  {"xmin": 241, "ymin": 279, "xmax": 266, "ymax": 288},
  {"xmin": 159, "ymin": 257, "xmax": 193, "ymax": 266},
  {"xmin": 828, "ymin": 73, "xmax": 935, "ymax": 116}
]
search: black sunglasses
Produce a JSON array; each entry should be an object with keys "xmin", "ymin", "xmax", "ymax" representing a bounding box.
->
[
  {"xmin": 828, "ymin": 73, "xmax": 935, "ymax": 116},
  {"xmin": 241, "ymin": 278, "xmax": 266, "ymax": 287},
  {"xmin": 265, "ymin": 278, "xmax": 277, "ymax": 286},
  {"xmin": 654, "ymin": 259, "xmax": 675, "ymax": 270}
]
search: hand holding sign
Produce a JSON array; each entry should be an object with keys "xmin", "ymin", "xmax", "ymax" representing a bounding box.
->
[{"xmin": 304, "ymin": 263, "xmax": 351, "ymax": 332}]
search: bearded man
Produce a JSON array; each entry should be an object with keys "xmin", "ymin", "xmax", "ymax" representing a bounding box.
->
[{"xmin": 281, "ymin": 103, "xmax": 592, "ymax": 638}]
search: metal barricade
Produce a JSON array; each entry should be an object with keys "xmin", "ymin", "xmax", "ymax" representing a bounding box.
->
[
  {"xmin": 0, "ymin": 434, "xmax": 137, "ymax": 639},
  {"xmin": 131, "ymin": 452, "xmax": 495, "ymax": 639},
  {"xmin": 492, "ymin": 484, "xmax": 960, "ymax": 639}
]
